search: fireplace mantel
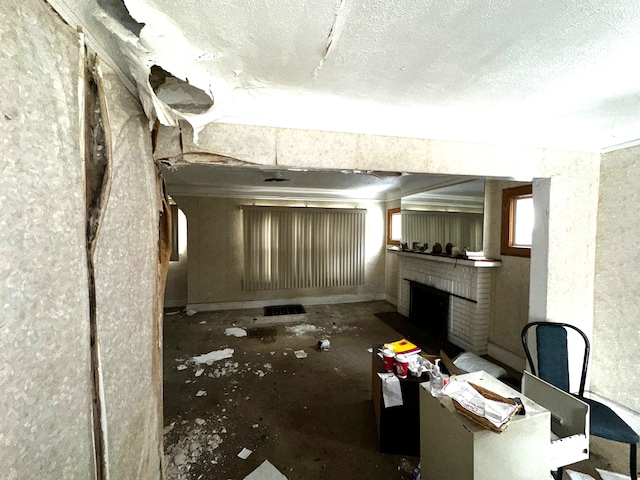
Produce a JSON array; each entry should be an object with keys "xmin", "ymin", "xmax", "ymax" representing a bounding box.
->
[
  {"xmin": 391, "ymin": 250, "xmax": 501, "ymax": 268},
  {"xmin": 395, "ymin": 251, "xmax": 500, "ymax": 354}
]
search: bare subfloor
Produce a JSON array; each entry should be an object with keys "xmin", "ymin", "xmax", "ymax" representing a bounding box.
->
[{"xmin": 163, "ymin": 300, "xmax": 612, "ymax": 480}]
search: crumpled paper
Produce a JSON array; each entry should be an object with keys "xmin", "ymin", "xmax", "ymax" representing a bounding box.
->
[{"xmin": 442, "ymin": 381, "xmax": 517, "ymax": 428}]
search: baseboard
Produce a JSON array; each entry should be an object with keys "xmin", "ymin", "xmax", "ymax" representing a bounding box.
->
[
  {"xmin": 164, "ymin": 299, "xmax": 186, "ymax": 308},
  {"xmin": 487, "ymin": 342, "xmax": 526, "ymax": 371},
  {"xmin": 188, "ymin": 293, "xmax": 386, "ymax": 312}
]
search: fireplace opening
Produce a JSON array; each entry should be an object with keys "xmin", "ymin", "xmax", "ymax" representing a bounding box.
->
[{"xmin": 409, "ymin": 281, "xmax": 449, "ymax": 340}]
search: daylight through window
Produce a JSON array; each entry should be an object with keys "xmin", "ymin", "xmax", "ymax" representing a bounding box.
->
[{"xmin": 501, "ymin": 184, "xmax": 533, "ymax": 257}]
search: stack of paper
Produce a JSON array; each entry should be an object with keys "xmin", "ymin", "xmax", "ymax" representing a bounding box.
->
[{"xmin": 384, "ymin": 338, "xmax": 421, "ymax": 355}]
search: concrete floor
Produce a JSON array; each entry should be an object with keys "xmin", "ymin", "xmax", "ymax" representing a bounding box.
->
[{"xmin": 162, "ymin": 300, "xmax": 617, "ymax": 480}]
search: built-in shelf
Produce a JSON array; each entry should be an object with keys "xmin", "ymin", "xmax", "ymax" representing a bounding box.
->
[{"xmin": 389, "ymin": 249, "xmax": 501, "ymax": 268}]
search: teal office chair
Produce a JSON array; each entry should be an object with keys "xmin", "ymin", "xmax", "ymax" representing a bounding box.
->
[{"xmin": 522, "ymin": 321, "xmax": 638, "ymax": 480}]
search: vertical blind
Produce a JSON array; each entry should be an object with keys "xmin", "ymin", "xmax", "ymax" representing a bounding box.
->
[
  {"xmin": 242, "ymin": 206, "xmax": 366, "ymax": 290},
  {"xmin": 402, "ymin": 211, "xmax": 483, "ymax": 251}
]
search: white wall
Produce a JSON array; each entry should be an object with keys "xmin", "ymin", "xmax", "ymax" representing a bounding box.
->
[
  {"xmin": 484, "ymin": 180, "xmax": 531, "ymax": 367},
  {"xmin": 592, "ymin": 144, "xmax": 640, "ymax": 407},
  {"xmin": 169, "ymin": 196, "xmax": 387, "ymax": 309}
]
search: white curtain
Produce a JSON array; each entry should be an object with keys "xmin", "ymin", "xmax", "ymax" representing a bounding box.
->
[
  {"xmin": 242, "ymin": 206, "xmax": 365, "ymax": 290},
  {"xmin": 402, "ymin": 211, "xmax": 483, "ymax": 251}
]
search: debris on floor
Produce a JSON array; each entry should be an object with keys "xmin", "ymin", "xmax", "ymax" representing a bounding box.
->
[
  {"xmin": 243, "ymin": 460, "xmax": 289, "ymax": 480},
  {"xmin": 195, "ymin": 369, "xmax": 204, "ymax": 377},
  {"xmin": 207, "ymin": 360, "xmax": 240, "ymax": 378},
  {"xmin": 286, "ymin": 324, "xmax": 319, "ymax": 336},
  {"xmin": 195, "ymin": 390, "xmax": 207, "ymax": 397},
  {"xmin": 398, "ymin": 458, "xmax": 421, "ymax": 479},
  {"xmin": 193, "ymin": 348, "xmax": 235, "ymax": 365},
  {"xmin": 237, "ymin": 447, "xmax": 253, "ymax": 459},
  {"xmin": 164, "ymin": 421, "xmax": 224, "ymax": 480},
  {"xmin": 177, "ymin": 364, "xmax": 188, "ymax": 371},
  {"xmin": 163, "ymin": 422, "xmax": 176, "ymax": 435},
  {"xmin": 185, "ymin": 309, "xmax": 198, "ymax": 316},
  {"xmin": 294, "ymin": 350, "xmax": 308, "ymax": 359},
  {"xmin": 225, "ymin": 327, "xmax": 248, "ymax": 337}
]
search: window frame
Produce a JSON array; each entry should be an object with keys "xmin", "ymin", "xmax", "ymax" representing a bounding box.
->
[
  {"xmin": 501, "ymin": 184, "xmax": 533, "ymax": 258},
  {"xmin": 387, "ymin": 208, "xmax": 401, "ymax": 246}
]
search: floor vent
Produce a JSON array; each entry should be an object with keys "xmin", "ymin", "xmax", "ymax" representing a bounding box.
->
[{"xmin": 264, "ymin": 305, "xmax": 306, "ymax": 316}]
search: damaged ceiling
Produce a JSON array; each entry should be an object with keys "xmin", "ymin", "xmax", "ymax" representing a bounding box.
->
[
  {"xmin": 50, "ymin": 0, "xmax": 640, "ymax": 152},
  {"xmin": 160, "ymin": 163, "xmax": 484, "ymax": 202}
]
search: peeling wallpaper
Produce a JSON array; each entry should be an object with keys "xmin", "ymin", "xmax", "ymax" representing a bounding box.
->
[
  {"xmin": 0, "ymin": 0, "xmax": 94, "ymax": 478},
  {"xmin": 94, "ymin": 63, "xmax": 162, "ymax": 478},
  {"xmin": 1, "ymin": 2, "xmax": 163, "ymax": 478}
]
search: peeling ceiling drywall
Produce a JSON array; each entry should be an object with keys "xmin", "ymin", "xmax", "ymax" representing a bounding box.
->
[
  {"xmin": 49, "ymin": 0, "xmax": 640, "ymax": 151},
  {"xmin": 160, "ymin": 164, "xmax": 481, "ymax": 202}
]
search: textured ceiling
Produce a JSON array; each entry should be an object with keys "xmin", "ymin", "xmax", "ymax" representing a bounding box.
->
[{"xmin": 50, "ymin": 0, "xmax": 640, "ymax": 152}]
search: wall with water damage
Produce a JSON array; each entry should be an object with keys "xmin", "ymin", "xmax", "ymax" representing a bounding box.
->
[{"xmin": 0, "ymin": 1, "xmax": 164, "ymax": 478}]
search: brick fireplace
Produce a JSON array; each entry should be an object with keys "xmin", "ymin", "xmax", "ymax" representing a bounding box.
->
[{"xmin": 396, "ymin": 252, "xmax": 501, "ymax": 354}]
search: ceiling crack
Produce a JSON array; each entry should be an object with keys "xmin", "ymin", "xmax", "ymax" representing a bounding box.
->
[{"xmin": 314, "ymin": 0, "xmax": 348, "ymax": 78}]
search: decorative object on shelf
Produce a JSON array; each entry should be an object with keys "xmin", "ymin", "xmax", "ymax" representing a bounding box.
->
[{"xmin": 432, "ymin": 243, "xmax": 442, "ymax": 254}]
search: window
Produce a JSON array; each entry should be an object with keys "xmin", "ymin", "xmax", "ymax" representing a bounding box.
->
[
  {"xmin": 501, "ymin": 184, "xmax": 533, "ymax": 257},
  {"xmin": 170, "ymin": 204, "xmax": 179, "ymax": 261},
  {"xmin": 242, "ymin": 206, "xmax": 365, "ymax": 290},
  {"xmin": 387, "ymin": 208, "xmax": 401, "ymax": 246}
]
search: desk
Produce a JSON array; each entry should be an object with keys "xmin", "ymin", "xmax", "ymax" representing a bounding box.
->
[
  {"xmin": 420, "ymin": 371, "xmax": 551, "ymax": 480},
  {"xmin": 371, "ymin": 345, "xmax": 427, "ymax": 456}
]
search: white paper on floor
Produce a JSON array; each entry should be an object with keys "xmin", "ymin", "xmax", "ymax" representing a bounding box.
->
[
  {"xmin": 237, "ymin": 447, "xmax": 253, "ymax": 459},
  {"xmin": 567, "ymin": 470, "xmax": 597, "ymax": 480},
  {"xmin": 185, "ymin": 309, "xmax": 197, "ymax": 316},
  {"xmin": 192, "ymin": 348, "xmax": 234, "ymax": 365},
  {"xmin": 378, "ymin": 372, "xmax": 403, "ymax": 407},
  {"xmin": 243, "ymin": 460, "xmax": 289, "ymax": 480},
  {"xmin": 596, "ymin": 468, "xmax": 633, "ymax": 480},
  {"xmin": 225, "ymin": 327, "xmax": 248, "ymax": 337},
  {"xmin": 294, "ymin": 350, "xmax": 308, "ymax": 359}
]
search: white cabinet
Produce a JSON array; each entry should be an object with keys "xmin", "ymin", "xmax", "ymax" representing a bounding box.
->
[{"xmin": 419, "ymin": 371, "xmax": 551, "ymax": 480}]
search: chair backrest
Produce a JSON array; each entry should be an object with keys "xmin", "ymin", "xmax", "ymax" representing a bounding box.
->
[{"xmin": 521, "ymin": 321, "xmax": 590, "ymax": 396}]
